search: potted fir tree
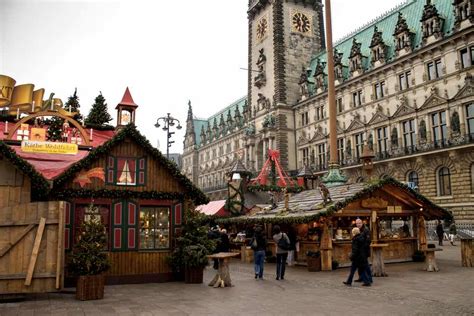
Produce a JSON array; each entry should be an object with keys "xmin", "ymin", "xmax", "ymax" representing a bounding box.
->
[
  {"xmin": 69, "ymin": 206, "xmax": 110, "ymax": 300},
  {"xmin": 169, "ymin": 209, "xmax": 215, "ymax": 284}
]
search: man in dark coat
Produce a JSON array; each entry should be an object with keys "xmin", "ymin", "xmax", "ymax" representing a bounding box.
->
[
  {"xmin": 436, "ymin": 220, "xmax": 444, "ymax": 246},
  {"xmin": 343, "ymin": 227, "xmax": 370, "ymax": 286},
  {"xmin": 355, "ymin": 218, "xmax": 372, "ymax": 284}
]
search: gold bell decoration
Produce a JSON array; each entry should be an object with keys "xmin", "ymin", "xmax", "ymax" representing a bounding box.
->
[
  {"xmin": 0, "ymin": 75, "xmax": 16, "ymax": 107},
  {"xmin": 32, "ymin": 89, "xmax": 45, "ymax": 111},
  {"xmin": 9, "ymin": 84, "xmax": 34, "ymax": 116}
]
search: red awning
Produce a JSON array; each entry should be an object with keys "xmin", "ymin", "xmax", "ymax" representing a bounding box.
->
[
  {"xmin": 196, "ymin": 200, "xmax": 228, "ymax": 217},
  {"xmin": 1, "ymin": 122, "xmax": 115, "ymax": 180}
]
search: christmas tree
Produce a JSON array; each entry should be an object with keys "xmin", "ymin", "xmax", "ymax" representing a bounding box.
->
[
  {"xmin": 85, "ymin": 92, "xmax": 113, "ymax": 128},
  {"xmin": 64, "ymin": 88, "xmax": 83, "ymax": 123},
  {"xmin": 69, "ymin": 205, "xmax": 110, "ymax": 276},
  {"xmin": 46, "ymin": 116, "xmax": 64, "ymax": 141}
]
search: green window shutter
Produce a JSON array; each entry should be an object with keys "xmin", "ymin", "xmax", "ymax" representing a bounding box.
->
[
  {"xmin": 137, "ymin": 157, "xmax": 146, "ymax": 186},
  {"xmin": 106, "ymin": 156, "xmax": 116, "ymax": 184}
]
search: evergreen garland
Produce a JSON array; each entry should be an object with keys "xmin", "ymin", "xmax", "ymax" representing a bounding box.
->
[
  {"xmin": 52, "ymin": 124, "xmax": 209, "ymax": 205},
  {"xmin": 85, "ymin": 92, "xmax": 112, "ymax": 127},
  {"xmin": 0, "ymin": 141, "xmax": 49, "ymax": 200},
  {"xmin": 217, "ymin": 177, "xmax": 452, "ymax": 225},
  {"xmin": 247, "ymin": 184, "xmax": 303, "ymax": 193}
]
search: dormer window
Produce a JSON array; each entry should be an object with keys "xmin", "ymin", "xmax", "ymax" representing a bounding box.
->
[
  {"xmin": 420, "ymin": 0, "xmax": 444, "ymax": 43},
  {"xmin": 453, "ymin": 0, "xmax": 472, "ymax": 29},
  {"xmin": 313, "ymin": 58, "xmax": 326, "ymax": 92},
  {"xmin": 393, "ymin": 12, "xmax": 414, "ymax": 55},
  {"xmin": 334, "ymin": 49, "xmax": 345, "ymax": 81},
  {"xmin": 349, "ymin": 39, "xmax": 365, "ymax": 75},
  {"xmin": 369, "ymin": 26, "xmax": 386, "ymax": 65}
]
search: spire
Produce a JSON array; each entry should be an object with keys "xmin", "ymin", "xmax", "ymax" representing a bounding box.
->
[
  {"xmin": 187, "ymin": 100, "xmax": 193, "ymax": 121},
  {"xmin": 116, "ymin": 87, "xmax": 138, "ymax": 109}
]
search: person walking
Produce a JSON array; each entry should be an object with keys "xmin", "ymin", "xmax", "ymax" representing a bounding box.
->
[
  {"xmin": 251, "ymin": 226, "xmax": 267, "ymax": 279},
  {"xmin": 286, "ymin": 227, "xmax": 297, "ymax": 266},
  {"xmin": 449, "ymin": 221, "xmax": 457, "ymax": 246},
  {"xmin": 273, "ymin": 225, "xmax": 290, "ymax": 280},
  {"xmin": 355, "ymin": 218, "xmax": 372, "ymax": 284},
  {"xmin": 436, "ymin": 220, "xmax": 444, "ymax": 246},
  {"xmin": 343, "ymin": 227, "xmax": 371, "ymax": 286}
]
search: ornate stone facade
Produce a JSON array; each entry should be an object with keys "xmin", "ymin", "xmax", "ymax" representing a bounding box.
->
[{"xmin": 183, "ymin": 0, "xmax": 474, "ymax": 222}]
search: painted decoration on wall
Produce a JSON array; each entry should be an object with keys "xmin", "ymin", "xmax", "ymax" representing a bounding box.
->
[
  {"xmin": 117, "ymin": 158, "xmax": 136, "ymax": 186},
  {"xmin": 73, "ymin": 167, "xmax": 105, "ymax": 187}
]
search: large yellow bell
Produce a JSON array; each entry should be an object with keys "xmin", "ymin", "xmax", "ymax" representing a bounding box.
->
[
  {"xmin": 32, "ymin": 89, "xmax": 44, "ymax": 111},
  {"xmin": 0, "ymin": 75, "xmax": 16, "ymax": 107},
  {"xmin": 9, "ymin": 84, "xmax": 34, "ymax": 115}
]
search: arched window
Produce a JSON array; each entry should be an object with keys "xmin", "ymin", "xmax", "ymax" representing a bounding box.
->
[
  {"xmin": 437, "ymin": 167, "xmax": 451, "ymax": 196},
  {"xmin": 407, "ymin": 171, "xmax": 419, "ymax": 189}
]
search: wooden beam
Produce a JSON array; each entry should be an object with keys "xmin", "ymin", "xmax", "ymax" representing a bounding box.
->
[
  {"xmin": 24, "ymin": 217, "xmax": 46, "ymax": 286},
  {"xmin": 0, "ymin": 224, "xmax": 35, "ymax": 257},
  {"xmin": 56, "ymin": 202, "xmax": 64, "ymax": 290},
  {"xmin": 380, "ymin": 187, "xmax": 421, "ymax": 208},
  {"xmin": 0, "ymin": 273, "xmax": 55, "ymax": 280},
  {"xmin": 0, "ymin": 219, "xmax": 59, "ymax": 227}
]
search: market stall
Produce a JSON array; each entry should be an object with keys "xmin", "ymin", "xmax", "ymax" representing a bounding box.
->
[{"xmin": 217, "ymin": 178, "xmax": 451, "ymax": 269}]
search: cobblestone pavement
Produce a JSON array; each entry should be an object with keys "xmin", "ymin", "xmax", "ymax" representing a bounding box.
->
[{"xmin": 1, "ymin": 244, "xmax": 473, "ymax": 316}]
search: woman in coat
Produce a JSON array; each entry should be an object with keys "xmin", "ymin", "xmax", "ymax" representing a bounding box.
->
[{"xmin": 343, "ymin": 227, "xmax": 371, "ymax": 286}]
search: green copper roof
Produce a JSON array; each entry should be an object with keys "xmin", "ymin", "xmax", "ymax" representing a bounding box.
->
[
  {"xmin": 193, "ymin": 96, "xmax": 247, "ymax": 146},
  {"xmin": 308, "ymin": 0, "xmax": 455, "ymax": 83}
]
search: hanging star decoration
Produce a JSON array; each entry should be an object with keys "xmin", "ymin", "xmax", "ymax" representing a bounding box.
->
[{"xmin": 73, "ymin": 167, "xmax": 105, "ymax": 187}]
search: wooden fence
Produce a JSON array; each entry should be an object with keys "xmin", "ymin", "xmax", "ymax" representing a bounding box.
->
[{"xmin": 0, "ymin": 201, "xmax": 65, "ymax": 294}]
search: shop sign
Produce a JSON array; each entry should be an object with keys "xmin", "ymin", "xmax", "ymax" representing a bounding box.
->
[{"xmin": 21, "ymin": 140, "xmax": 78, "ymax": 155}]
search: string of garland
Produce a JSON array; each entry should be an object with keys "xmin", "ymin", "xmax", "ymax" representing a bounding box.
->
[
  {"xmin": 0, "ymin": 141, "xmax": 50, "ymax": 200},
  {"xmin": 217, "ymin": 177, "xmax": 452, "ymax": 225},
  {"xmin": 247, "ymin": 184, "xmax": 303, "ymax": 193},
  {"xmin": 52, "ymin": 124, "xmax": 209, "ymax": 206},
  {"xmin": 50, "ymin": 188, "xmax": 187, "ymax": 201}
]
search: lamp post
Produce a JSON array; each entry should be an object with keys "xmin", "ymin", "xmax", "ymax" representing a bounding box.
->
[{"xmin": 154, "ymin": 113, "xmax": 182, "ymax": 159}]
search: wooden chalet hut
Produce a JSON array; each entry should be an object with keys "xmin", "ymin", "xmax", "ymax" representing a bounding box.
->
[
  {"xmin": 218, "ymin": 178, "xmax": 452, "ymax": 268},
  {"xmin": 0, "ymin": 84, "xmax": 208, "ymax": 286},
  {"xmin": 51, "ymin": 125, "xmax": 208, "ymax": 284}
]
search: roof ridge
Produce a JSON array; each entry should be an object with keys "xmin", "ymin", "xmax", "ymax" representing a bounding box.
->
[
  {"xmin": 200, "ymin": 95, "xmax": 247, "ymax": 122},
  {"xmin": 334, "ymin": 0, "xmax": 409, "ymax": 45}
]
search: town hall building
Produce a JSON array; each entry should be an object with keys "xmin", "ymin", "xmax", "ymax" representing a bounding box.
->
[{"xmin": 182, "ymin": 0, "xmax": 474, "ymax": 223}]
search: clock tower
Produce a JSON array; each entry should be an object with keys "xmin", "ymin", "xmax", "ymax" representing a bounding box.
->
[{"xmin": 246, "ymin": 0, "xmax": 325, "ymax": 171}]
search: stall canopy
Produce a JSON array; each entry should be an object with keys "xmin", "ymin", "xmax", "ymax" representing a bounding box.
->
[
  {"xmin": 0, "ymin": 121, "xmax": 114, "ymax": 180},
  {"xmin": 196, "ymin": 200, "xmax": 228, "ymax": 217},
  {"xmin": 217, "ymin": 177, "xmax": 452, "ymax": 225}
]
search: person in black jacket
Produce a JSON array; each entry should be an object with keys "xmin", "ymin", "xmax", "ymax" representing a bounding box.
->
[
  {"xmin": 343, "ymin": 227, "xmax": 371, "ymax": 286},
  {"xmin": 355, "ymin": 218, "xmax": 372, "ymax": 284},
  {"xmin": 436, "ymin": 220, "xmax": 444, "ymax": 246},
  {"xmin": 251, "ymin": 226, "xmax": 267, "ymax": 279}
]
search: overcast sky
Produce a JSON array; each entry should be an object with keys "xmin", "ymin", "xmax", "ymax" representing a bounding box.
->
[{"xmin": 1, "ymin": 0, "xmax": 403, "ymax": 154}]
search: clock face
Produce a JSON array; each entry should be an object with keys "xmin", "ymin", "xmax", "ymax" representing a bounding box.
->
[
  {"xmin": 256, "ymin": 17, "xmax": 268, "ymax": 40},
  {"xmin": 292, "ymin": 12, "xmax": 311, "ymax": 33}
]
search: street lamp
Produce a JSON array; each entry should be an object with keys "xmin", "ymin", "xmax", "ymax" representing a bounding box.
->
[{"xmin": 154, "ymin": 113, "xmax": 182, "ymax": 159}]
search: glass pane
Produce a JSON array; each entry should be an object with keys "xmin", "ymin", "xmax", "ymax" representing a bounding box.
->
[
  {"xmin": 156, "ymin": 208, "xmax": 170, "ymax": 248},
  {"xmin": 467, "ymin": 104, "xmax": 474, "ymax": 118},
  {"xmin": 406, "ymin": 72, "xmax": 411, "ymax": 88},
  {"xmin": 436, "ymin": 60, "xmax": 442, "ymax": 77},
  {"xmin": 139, "ymin": 208, "xmax": 156, "ymax": 249},
  {"xmin": 440, "ymin": 111, "xmax": 446, "ymax": 124},
  {"xmin": 432, "ymin": 113, "xmax": 439, "ymax": 126},
  {"xmin": 468, "ymin": 118, "xmax": 474, "ymax": 135},
  {"xmin": 461, "ymin": 49, "xmax": 469, "ymax": 68},
  {"xmin": 428, "ymin": 63, "xmax": 435, "ymax": 80}
]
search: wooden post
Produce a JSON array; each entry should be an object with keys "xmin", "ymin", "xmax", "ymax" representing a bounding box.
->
[
  {"xmin": 56, "ymin": 201, "xmax": 64, "ymax": 289},
  {"xmin": 418, "ymin": 216, "xmax": 427, "ymax": 251},
  {"xmin": 370, "ymin": 210, "xmax": 378, "ymax": 243},
  {"xmin": 461, "ymin": 239, "xmax": 473, "ymax": 267},
  {"xmin": 320, "ymin": 223, "xmax": 333, "ymax": 271},
  {"xmin": 25, "ymin": 217, "xmax": 46, "ymax": 286}
]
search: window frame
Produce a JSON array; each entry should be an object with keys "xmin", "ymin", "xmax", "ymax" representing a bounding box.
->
[
  {"xmin": 466, "ymin": 103, "xmax": 474, "ymax": 138},
  {"xmin": 431, "ymin": 111, "xmax": 447, "ymax": 144},
  {"xmin": 376, "ymin": 126, "xmax": 388, "ymax": 154},
  {"xmin": 427, "ymin": 58, "xmax": 442, "ymax": 80},
  {"xmin": 437, "ymin": 167, "xmax": 452, "ymax": 196},
  {"xmin": 402, "ymin": 119, "xmax": 416, "ymax": 149},
  {"xmin": 354, "ymin": 133, "xmax": 365, "ymax": 159},
  {"xmin": 139, "ymin": 206, "xmax": 171, "ymax": 250}
]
